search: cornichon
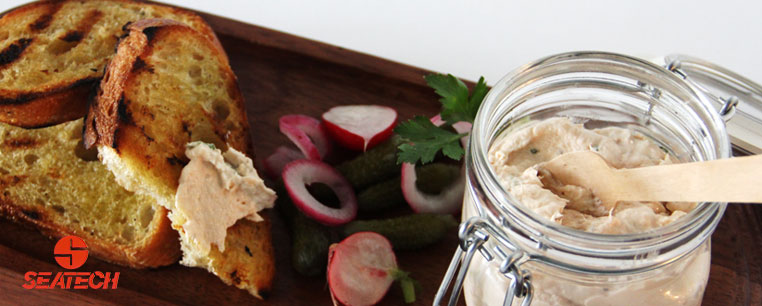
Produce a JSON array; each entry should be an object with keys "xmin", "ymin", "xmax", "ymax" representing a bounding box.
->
[
  {"xmin": 357, "ymin": 176, "xmax": 404, "ymax": 213},
  {"xmin": 342, "ymin": 214, "xmax": 459, "ymax": 250},
  {"xmin": 291, "ymin": 212, "xmax": 335, "ymax": 276},
  {"xmin": 337, "ymin": 135, "xmax": 403, "ymax": 189},
  {"xmin": 274, "ymin": 180, "xmax": 337, "ymax": 276},
  {"xmin": 415, "ymin": 162, "xmax": 460, "ymax": 195}
]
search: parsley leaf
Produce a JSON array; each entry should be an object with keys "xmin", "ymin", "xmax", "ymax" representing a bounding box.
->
[
  {"xmin": 424, "ymin": 74, "xmax": 469, "ymax": 124},
  {"xmin": 396, "ymin": 74, "xmax": 488, "ymax": 165},
  {"xmin": 395, "ymin": 116, "xmax": 466, "ymax": 164},
  {"xmin": 425, "ymin": 74, "xmax": 488, "ymax": 125},
  {"xmin": 468, "ymin": 76, "xmax": 488, "ymax": 117}
]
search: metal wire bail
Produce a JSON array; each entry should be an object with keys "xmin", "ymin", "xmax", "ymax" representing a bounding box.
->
[
  {"xmin": 719, "ymin": 96, "xmax": 739, "ymax": 122},
  {"xmin": 666, "ymin": 57, "xmax": 740, "ymax": 123},
  {"xmin": 433, "ymin": 216, "xmax": 533, "ymax": 306}
]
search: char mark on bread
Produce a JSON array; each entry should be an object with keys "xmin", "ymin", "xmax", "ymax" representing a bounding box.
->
[
  {"xmin": 21, "ymin": 209, "xmax": 40, "ymax": 220},
  {"xmin": 0, "ymin": 76, "xmax": 97, "ymax": 129},
  {"xmin": 59, "ymin": 9, "xmax": 103, "ymax": 43},
  {"xmin": 0, "ymin": 38, "xmax": 33, "ymax": 68},
  {"xmin": 131, "ymin": 57, "xmax": 154, "ymax": 74},
  {"xmin": 0, "ymin": 76, "xmax": 99, "ymax": 106},
  {"xmin": 2, "ymin": 137, "xmax": 40, "ymax": 149},
  {"xmin": 142, "ymin": 27, "xmax": 158, "ymax": 42},
  {"xmin": 166, "ymin": 156, "xmax": 187, "ymax": 166},
  {"xmin": 27, "ymin": 1, "xmax": 63, "ymax": 32},
  {"xmin": 116, "ymin": 96, "xmax": 133, "ymax": 125}
]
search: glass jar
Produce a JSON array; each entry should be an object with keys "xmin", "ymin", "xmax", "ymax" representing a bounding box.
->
[{"xmin": 434, "ymin": 51, "xmax": 762, "ymax": 306}]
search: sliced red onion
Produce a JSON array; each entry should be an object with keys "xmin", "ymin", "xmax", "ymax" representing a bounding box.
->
[
  {"xmin": 282, "ymin": 159, "xmax": 357, "ymax": 226},
  {"xmin": 279, "ymin": 114, "xmax": 331, "ymax": 160},
  {"xmin": 263, "ymin": 146, "xmax": 304, "ymax": 179}
]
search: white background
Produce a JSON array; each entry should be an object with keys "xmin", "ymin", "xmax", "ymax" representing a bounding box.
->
[{"xmin": 4, "ymin": 0, "xmax": 762, "ymax": 85}]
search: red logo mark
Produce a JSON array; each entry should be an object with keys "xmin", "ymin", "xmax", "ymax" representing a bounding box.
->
[
  {"xmin": 23, "ymin": 235, "xmax": 119, "ymax": 290},
  {"xmin": 54, "ymin": 235, "xmax": 88, "ymax": 269}
]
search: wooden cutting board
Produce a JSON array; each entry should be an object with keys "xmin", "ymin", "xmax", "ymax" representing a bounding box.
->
[{"xmin": 0, "ymin": 9, "xmax": 760, "ymax": 306}]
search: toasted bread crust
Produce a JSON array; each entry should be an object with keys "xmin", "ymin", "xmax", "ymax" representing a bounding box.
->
[
  {"xmin": 84, "ymin": 19, "xmax": 189, "ymax": 149},
  {"xmin": 85, "ymin": 20, "xmax": 250, "ymax": 190},
  {"xmin": 0, "ymin": 77, "xmax": 97, "ymax": 128},
  {"xmin": 84, "ymin": 20, "xmax": 150, "ymax": 150},
  {"xmin": 0, "ymin": 0, "xmax": 223, "ymax": 128},
  {"xmin": 0, "ymin": 194, "xmax": 179, "ymax": 268}
]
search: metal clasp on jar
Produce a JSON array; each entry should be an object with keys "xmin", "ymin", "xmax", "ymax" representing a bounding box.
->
[
  {"xmin": 434, "ymin": 216, "xmax": 533, "ymax": 306},
  {"xmin": 666, "ymin": 59, "xmax": 739, "ymax": 122}
]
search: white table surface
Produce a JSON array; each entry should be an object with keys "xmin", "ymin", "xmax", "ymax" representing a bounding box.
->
[{"xmin": 4, "ymin": 0, "xmax": 762, "ymax": 86}]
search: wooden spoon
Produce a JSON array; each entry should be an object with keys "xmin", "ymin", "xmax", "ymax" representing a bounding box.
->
[{"xmin": 539, "ymin": 151, "xmax": 762, "ymax": 209}]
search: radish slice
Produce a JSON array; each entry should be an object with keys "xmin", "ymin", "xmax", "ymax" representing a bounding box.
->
[
  {"xmin": 263, "ymin": 146, "xmax": 304, "ymax": 179},
  {"xmin": 401, "ymin": 162, "xmax": 465, "ymax": 214},
  {"xmin": 322, "ymin": 105, "xmax": 397, "ymax": 152},
  {"xmin": 328, "ymin": 232, "xmax": 397, "ymax": 306},
  {"xmin": 279, "ymin": 114, "xmax": 331, "ymax": 160},
  {"xmin": 282, "ymin": 159, "xmax": 357, "ymax": 226}
]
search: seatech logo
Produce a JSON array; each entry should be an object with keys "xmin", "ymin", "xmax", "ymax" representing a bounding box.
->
[
  {"xmin": 54, "ymin": 235, "xmax": 89, "ymax": 269},
  {"xmin": 23, "ymin": 235, "xmax": 120, "ymax": 290}
]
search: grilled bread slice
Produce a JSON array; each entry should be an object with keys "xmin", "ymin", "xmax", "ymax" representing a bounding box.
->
[
  {"xmin": 85, "ymin": 19, "xmax": 274, "ymax": 298},
  {"xmin": 0, "ymin": 119, "xmax": 180, "ymax": 268},
  {"xmin": 0, "ymin": 0, "xmax": 221, "ymax": 128}
]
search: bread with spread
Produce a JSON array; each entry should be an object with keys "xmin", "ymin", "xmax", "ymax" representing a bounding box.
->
[
  {"xmin": 85, "ymin": 19, "xmax": 275, "ymax": 298},
  {"xmin": 0, "ymin": 0, "xmax": 220, "ymax": 128}
]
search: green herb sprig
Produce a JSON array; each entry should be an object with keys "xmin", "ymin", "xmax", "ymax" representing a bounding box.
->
[{"xmin": 395, "ymin": 74, "xmax": 487, "ymax": 165}]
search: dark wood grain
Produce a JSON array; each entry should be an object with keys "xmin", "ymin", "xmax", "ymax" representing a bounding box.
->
[{"xmin": 0, "ymin": 8, "xmax": 759, "ymax": 306}]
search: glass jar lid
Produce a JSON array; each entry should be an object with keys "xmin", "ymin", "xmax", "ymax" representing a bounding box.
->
[{"xmin": 661, "ymin": 54, "xmax": 762, "ymax": 154}]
